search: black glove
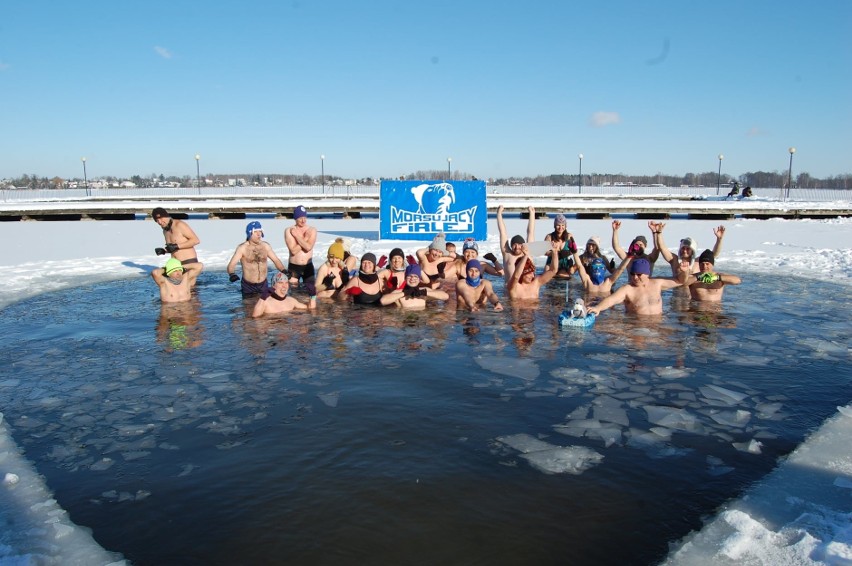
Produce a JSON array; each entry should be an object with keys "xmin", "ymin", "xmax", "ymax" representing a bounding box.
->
[
  {"xmin": 155, "ymin": 247, "xmax": 167, "ymax": 256},
  {"xmin": 322, "ymin": 273, "xmax": 337, "ymax": 289},
  {"xmin": 165, "ymin": 243, "xmax": 179, "ymax": 253},
  {"xmin": 340, "ymin": 269, "xmax": 350, "ymax": 285},
  {"xmin": 229, "ymin": 273, "xmax": 239, "ymax": 283},
  {"xmin": 386, "ymin": 276, "xmax": 398, "ymax": 290},
  {"xmin": 609, "ymin": 259, "xmax": 616, "ymax": 271},
  {"xmin": 259, "ymin": 288, "xmax": 271, "ymax": 300},
  {"xmin": 304, "ymin": 280, "xmax": 317, "ymax": 296},
  {"xmin": 483, "ymin": 252, "xmax": 498, "ymax": 263},
  {"xmin": 403, "ymin": 286, "xmax": 424, "ymax": 298}
]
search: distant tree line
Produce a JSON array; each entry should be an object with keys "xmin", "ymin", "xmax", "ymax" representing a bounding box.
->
[{"xmin": 3, "ymin": 170, "xmax": 850, "ymax": 190}]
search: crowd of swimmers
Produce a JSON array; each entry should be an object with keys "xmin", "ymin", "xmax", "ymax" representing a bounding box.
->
[{"xmin": 149, "ymin": 204, "xmax": 741, "ymax": 318}]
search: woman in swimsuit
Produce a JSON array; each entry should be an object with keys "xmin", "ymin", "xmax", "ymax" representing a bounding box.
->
[
  {"xmin": 338, "ymin": 252, "xmax": 383, "ymax": 306},
  {"xmin": 315, "ymin": 240, "xmax": 349, "ymax": 299}
]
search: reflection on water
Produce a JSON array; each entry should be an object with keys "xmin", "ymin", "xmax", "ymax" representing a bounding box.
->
[{"xmin": 0, "ymin": 273, "xmax": 849, "ymax": 565}]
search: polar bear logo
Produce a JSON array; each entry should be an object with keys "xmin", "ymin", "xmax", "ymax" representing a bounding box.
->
[{"xmin": 410, "ymin": 182, "xmax": 455, "ymax": 215}]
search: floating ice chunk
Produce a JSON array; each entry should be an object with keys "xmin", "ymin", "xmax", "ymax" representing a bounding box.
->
[
  {"xmin": 755, "ymin": 402, "xmax": 784, "ymax": 419},
  {"xmin": 317, "ymin": 391, "xmax": 340, "ymax": 408},
  {"xmin": 475, "ymin": 356, "xmax": 540, "ymax": 381},
  {"xmin": 653, "ymin": 367, "xmax": 695, "ymax": 379},
  {"xmin": 89, "ymin": 458, "xmax": 114, "ymax": 471},
  {"xmin": 709, "ymin": 410, "xmax": 752, "ymax": 428},
  {"xmin": 644, "ymin": 405, "xmax": 704, "ymax": 433},
  {"xmin": 3, "ymin": 472, "xmax": 19, "ymax": 486},
  {"xmin": 649, "ymin": 427, "xmax": 673, "ymax": 439},
  {"xmin": 700, "ymin": 384, "xmax": 748, "ymax": 405},
  {"xmin": 121, "ymin": 451, "xmax": 150, "ymax": 461},
  {"xmin": 593, "ymin": 405, "xmax": 629, "ymax": 427},
  {"xmin": 520, "ymin": 445, "xmax": 604, "ymax": 475},
  {"xmin": 732, "ymin": 439, "xmax": 763, "ymax": 454},
  {"xmin": 496, "ymin": 433, "xmax": 553, "ymax": 454},
  {"xmin": 586, "ymin": 427, "xmax": 623, "ymax": 447},
  {"xmin": 833, "ymin": 477, "xmax": 852, "ymax": 490}
]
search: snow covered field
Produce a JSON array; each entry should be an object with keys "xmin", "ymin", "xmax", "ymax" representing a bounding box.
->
[{"xmin": 1, "ymin": 201, "xmax": 850, "ymax": 565}]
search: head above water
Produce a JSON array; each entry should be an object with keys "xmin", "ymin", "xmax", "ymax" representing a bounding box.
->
[
  {"xmin": 462, "ymin": 238, "xmax": 478, "ymax": 252},
  {"xmin": 328, "ymin": 241, "xmax": 345, "ymax": 260},
  {"xmin": 246, "ymin": 221, "xmax": 263, "ymax": 240},
  {"xmin": 630, "ymin": 258, "xmax": 651, "ymax": 276},
  {"xmin": 510, "ymin": 235, "xmax": 525, "ymax": 249},
  {"xmin": 553, "ymin": 214, "xmax": 567, "ymax": 228},
  {"xmin": 430, "ymin": 232, "xmax": 447, "ymax": 251},
  {"xmin": 152, "ymin": 207, "xmax": 169, "ymax": 220},
  {"xmin": 164, "ymin": 258, "xmax": 183, "ymax": 276},
  {"xmin": 679, "ymin": 237, "xmax": 698, "ymax": 260},
  {"xmin": 361, "ymin": 253, "xmax": 377, "ymax": 271},
  {"xmin": 272, "ymin": 272, "xmax": 289, "ymax": 288},
  {"xmin": 404, "ymin": 264, "xmax": 422, "ymax": 281},
  {"xmin": 698, "ymin": 249, "xmax": 715, "ymax": 266}
]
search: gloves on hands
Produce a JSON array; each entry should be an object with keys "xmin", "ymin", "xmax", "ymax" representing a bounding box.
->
[
  {"xmin": 627, "ymin": 242, "xmax": 642, "ymax": 257},
  {"xmin": 155, "ymin": 247, "xmax": 167, "ymax": 256},
  {"xmin": 483, "ymin": 252, "xmax": 498, "ymax": 263},
  {"xmin": 322, "ymin": 273, "xmax": 337, "ymax": 289},
  {"xmin": 403, "ymin": 286, "xmax": 427, "ymax": 298},
  {"xmin": 165, "ymin": 243, "xmax": 179, "ymax": 253},
  {"xmin": 698, "ymin": 272, "xmax": 720, "ymax": 284},
  {"xmin": 567, "ymin": 238, "xmax": 578, "ymax": 254},
  {"xmin": 229, "ymin": 273, "xmax": 240, "ymax": 283},
  {"xmin": 378, "ymin": 255, "xmax": 388, "ymax": 268},
  {"xmin": 406, "ymin": 255, "xmax": 418, "ymax": 266},
  {"xmin": 386, "ymin": 276, "xmax": 398, "ymax": 290}
]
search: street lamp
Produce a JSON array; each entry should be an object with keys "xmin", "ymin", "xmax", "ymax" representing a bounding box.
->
[
  {"xmin": 717, "ymin": 154, "xmax": 724, "ymax": 195},
  {"xmin": 578, "ymin": 154, "xmax": 584, "ymax": 194},
  {"xmin": 195, "ymin": 154, "xmax": 201, "ymax": 195},
  {"xmin": 81, "ymin": 157, "xmax": 88, "ymax": 196},
  {"xmin": 447, "ymin": 157, "xmax": 452, "ymax": 181},
  {"xmin": 321, "ymin": 155, "xmax": 325, "ymax": 195},
  {"xmin": 786, "ymin": 147, "xmax": 796, "ymax": 200}
]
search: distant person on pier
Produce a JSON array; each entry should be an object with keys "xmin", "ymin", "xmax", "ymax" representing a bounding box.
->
[
  {"xmin": 151, "ymin": 208, "xmax": 202, "ymax": 283},
  {"xmin": 284, "ymin": 205, "xmax": 318, "ymax": 291},
  {"xmin": 740, "ymin": 186, "xmax": 753, "ymax": 198},
  {"xmin": 680, "ymin": 250, "xmax": 742, "ymax": 302},
  {"xmin": 497, "ymin": 204, "xmax": 537, "ymax": 282},
  {"xmin": 151, "ymin": 258, "xmax": 203, "ymax": 303},
  {"xmin": 226, "ymin": 221, "xmax": 287, "ymax": 297}
]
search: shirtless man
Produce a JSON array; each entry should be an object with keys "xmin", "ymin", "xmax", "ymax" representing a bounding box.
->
[
  {"xmin": 252, "ymin": 272, "xmax": 316, "ymax": 317},
  {"xmin": 572, "ymin": 247, "xmax": 630, "ymax": 297},
  {"xmin": 152, "ymin": 208, "xmax": 202, "ymax": 280},
  {"xmin": 680, "ymin": 249, "xmax": 742, "ymax": 302},
  {"xmin": 653, "ymin": 222, "xmax": 726, "ymax": 277},
  {"xmin": 226, "ymin": 221, "xmax": 287, "ymax": 297},
  {"xmin": 284, "ymin": 205, "xmax": 318, "ymax": 290},
  {"xmin": 506, "ymin": 243, "xmax": 559, "ymax": 300},
  {"xmin": 446, "ymin": 238, "xmax": 503, "ymax": 281},
  {"xmin": 587, "ymin": 257, "xmax": 682, "ymax": 316},
  {"xmin": 380, "ymin": 264, "xmax": 449, "ymax": 309},
  {"xmin": 416, "ymin": 232, "xmax": 457, "ymax": 287},
  {"xmin": 497, "ymin": 204, "xmax": 536, "ymax": 282},
  {"xmin": 455, "ymin": 259, "xmax": 504, "ymax": 312},
  {"xmin": 151, "ymin": 258, "xmax": 203, "ymax": 303}
]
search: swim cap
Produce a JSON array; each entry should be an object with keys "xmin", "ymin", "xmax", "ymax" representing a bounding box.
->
[
  {"xmin": 429, "ymin": 233, "xmax": 446, "ymax": 251},
  {"xmin": 404, "ymin": 264, "xmax": 422, "ymax": 279},
  {"xmin": 630, "ymin": 258, "xmax": 651, "ymax": 275},
  {"xmin": 698, "ymin": 249, "xmax": 715, "ymax": 265},
  {"xmin": 554, "ymin": 214, "xmax": 567, "ymax": 227},
  {"xmin": 246, "ymin": 221, "xmax": 263, "ymax": 240},
  {"xmin": 294, "ymin": 205, "xmax": 307, "ymax": 219},
  {"xmin": 462, "ymin": 238, "xmax": 478, "ymax": 252},
  {"xmin": 466, "ymin": 259, "xmax": 482, "ymax": 273},
  {"xmin": 152, "ymin": 207, "xmax": 169, "ymax": 220},
  {"xmin": 589, "ymin": 258, "xmax": 608, "ymax": 285},
  {"xmin": 361, "ymin": 253, "xmax": 377, "ymax": 266},
  {"xmin": 510, "ymin": 235, "xmax": 525, "ymax": 247},
  {"xmin": 328, "ymin": 241, "xmax": 344, "ymax": 260},
  {"xmin": 272, "ymin": 272, "xmax": 289, "ymax": 285},
  {"xmin": 389, "ymin": 247, "xmax": 405, "ymax": 261},
  {"xmin": 164, "ymin": 258, "xmax": 183, "ymax": 276}
]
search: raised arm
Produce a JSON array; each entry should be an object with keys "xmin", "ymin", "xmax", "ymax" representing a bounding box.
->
[
  {"xmin": 572, "ymin": 249, "xmax": 590, "ymax": 286},
  {"xmin": 497, "ymin": 205, "xmax": 510, "ymax": 256},
  {"xmin": 183, "ymin": 262, "xmax": 203, "ymax": 286},
  {"xmin": 537, "ymin": 247, "xmax": 559, "ymax": 285},
  {"xmin": 651, "ymin": 221, "xmax": 675, "ymax": 263},
  {"xmin": 607, "ymin": 255, "xmax": 631, "ymax": 284},
  {"xmin": 526, "ymin": 206, "xmax": 536, "ymax": 243},
  {"xmin": 712, "ymin": 225, "xmax": 725, "ymax": 259},
  {"xmin": 611, "ymin": 220, "xmax": 626, "ymax": 260}
]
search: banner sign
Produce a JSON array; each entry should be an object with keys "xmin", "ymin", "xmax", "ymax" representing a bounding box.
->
[{"xmin": 379, "ymin": 180, "xmax": 487, "ymax": 241}]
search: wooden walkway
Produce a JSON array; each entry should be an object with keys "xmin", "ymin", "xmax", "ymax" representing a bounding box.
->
[{"xmin": 1, "ymin": 195, "xmax": 850, "ymax": 221}]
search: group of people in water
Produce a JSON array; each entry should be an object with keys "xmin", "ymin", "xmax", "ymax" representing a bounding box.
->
[{"xmin": 149, "ymin": 204, "xmax": 742, "ymax": 318}]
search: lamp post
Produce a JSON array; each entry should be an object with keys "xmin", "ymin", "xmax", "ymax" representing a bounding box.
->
[
  {"xmin": 81, "ymin": 157, "xmax": 88, "ymax": 196},
  {"xmin": 447, "ymin": 157, "xmax": 452, "ymax": 181},
  {"xmin": 321, "ymin": 155, "xmax": 325, "ymax": 195},
  {"xmin": 717, "ymin": 154, "xmax": 724, "ymax": 195},
  {"xmin": 786, "ymin": 147, "xmax": 796, "ymax": 200},
  {"xmin": 195, "ymin": 154, "xmax": 201, "ymax": 195},
  {"xmin": 578, "ymin": 154, "xmax": 584, "ymax": 194}
]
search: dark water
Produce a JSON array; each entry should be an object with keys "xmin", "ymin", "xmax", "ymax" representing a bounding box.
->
[{"xmin": 0, "ymin": 273, "xmax": 849, "ymax": 565}]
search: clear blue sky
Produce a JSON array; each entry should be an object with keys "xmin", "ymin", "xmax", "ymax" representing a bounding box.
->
[{"xmin": 2, "ymin": 1, "xmax": 849, "ymax": 181}]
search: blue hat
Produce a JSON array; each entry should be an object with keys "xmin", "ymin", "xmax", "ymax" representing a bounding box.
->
[
  {"xmin": 294, "ymin": 205, "xmax": 307, "ymax": 219},
  {"xmin": 404, "ymin": 264, "xmax": 422, "ymax": 279},
  {"xmin": 246, "ymin": 221, "xmax": 263, "ymax": 240},
  {"xmin": 466, "ymin": 259, "xmax": 482, "ymax": 273},
  {"xmin": 630, "ymin": 258, "xmax": 651, "ymax": 275}
]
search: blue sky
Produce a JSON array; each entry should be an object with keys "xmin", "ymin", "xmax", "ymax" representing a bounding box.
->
[{"xmin": 1, "ymin": 1, "xmax": 849, "ymax": 181}]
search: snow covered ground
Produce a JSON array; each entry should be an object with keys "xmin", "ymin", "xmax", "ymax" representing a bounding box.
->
[{"xmin": 1, "ymin": 200, "xmax": 850, "ymax": 565}]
